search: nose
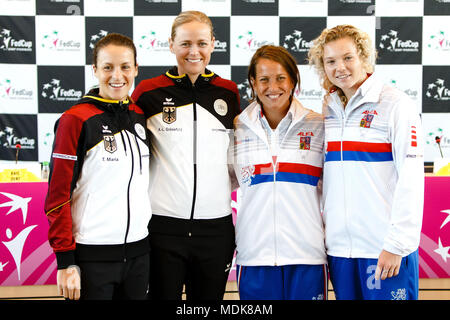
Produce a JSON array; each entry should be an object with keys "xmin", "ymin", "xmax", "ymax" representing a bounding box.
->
[
  {"xmin": 189, "ymin": 44, "xmax": 200, "ymax": 56},
  {"xmin": 336, "ymin": 59, "xmax": 346, "ymax": 72},
  {"xmin": 112, "ymin": 67, "xmax": 122, "ymax": 79},
  {"xmin": 268, "ymin": 79, "xmax": 278, "ymax": 91}
]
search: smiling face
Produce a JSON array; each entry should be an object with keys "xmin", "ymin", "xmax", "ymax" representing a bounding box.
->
[
  {"xmin": 323, "ymin": 37, "xmax": 367, "ymax": 100},
  {"xmin": 169, "ymin": 21, "xmax": 214, "ymax": 83},
  {"xmin": 251, "ymin": 58, "xmax": 295, "ymax": 118},
  {"xmin": 93, "ymin": 44, "xmax": 138, "ymax": 101}
]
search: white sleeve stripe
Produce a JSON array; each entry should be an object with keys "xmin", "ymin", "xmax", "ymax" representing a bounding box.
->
[{"xmin": 52, "ymin": 153, "xmax": 77, "ymax": 161}]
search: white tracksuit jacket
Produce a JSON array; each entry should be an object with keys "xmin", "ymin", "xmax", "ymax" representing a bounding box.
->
[
  {"xmin": 232, "ymin": 98, "xmax": 327, "ymax": 266},
  {"xmin": 322, "ymin": 73, "xmax": 424, "ymax": 259}
]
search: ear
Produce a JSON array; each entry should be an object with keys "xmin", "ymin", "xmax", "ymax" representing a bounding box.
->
[
  {"xmin": 92, "ymin": 64, "xmax": 98, "ymax": 78},
  {"xmin": 135, "ymin": 63, "xmax": 139, "ymax": 78},
  {"xmin": 250, "ymin": 77, "xmax": 255, "ymax": 88},
  {"xmin": 211, "ymin": 36, "xmax": 215, "ymax": 51},
  {"xmin": 169, "ymin": 37, "xmax": 174, "ymax": 54}
]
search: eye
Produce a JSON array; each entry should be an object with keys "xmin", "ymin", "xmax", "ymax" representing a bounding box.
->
[
  {"xmin": 103, "ymin": 65, "xmax": 112, "ymax": 71},
  {"xmin": 122, "ymin": 65, "xmax": 131, "ymax": 70},
  {"xmin": 345, "ymin": 56, "xmax": 353, "ymax": 61},
  {"xmin": 325, "ymin": 60, "xmax": 335, "ymax": 65},
  {"xmin": 180, "ymin": 42, "xmax": 190, "ymax": 47}
]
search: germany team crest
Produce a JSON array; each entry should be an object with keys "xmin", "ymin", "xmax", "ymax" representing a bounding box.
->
[
  {"xmin": 163, "ymin": 106, "xmax": 176, "ymax": 124},
  {"xmin": 103, "ymin": 135, "xmax": 117, "ymax": 153}
]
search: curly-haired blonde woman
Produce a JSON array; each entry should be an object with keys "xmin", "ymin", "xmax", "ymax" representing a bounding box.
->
[{"xmin": 308, "ymin": 25, "xmax": 424, "ymax": 300}]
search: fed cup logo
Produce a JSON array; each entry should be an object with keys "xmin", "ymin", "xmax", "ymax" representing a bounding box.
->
[
  {"xmin": 236, "ymin": 31, "xmax": 272, "ymax": 51},
  {"xmin": 426, "ymin": 78, "xmax": 450, "ymax": 101},
  {"xmin": 41, "ymin": 79, "xmax": 82, "ymax": 102},
  {"xmin": 428, "ymin": 30, "xmax": 450, "ymax": 51},
  {"xmin": 282, "ymin": 30, "xmax": 312, "ymax": 53},
  {"xmin": 41, "ymin": 30, "xmax": 80, "ymax": 51},
  {"xmin": 89, "ymin": 30, "xmax": 108, "ymax": 49},
  {"xmin": 379, "ymin": 30, "xmax": 419, "ymax": 52},
  {"xmin": 0, "ymin": 27, "xmax": 32, "ymax": 52}
]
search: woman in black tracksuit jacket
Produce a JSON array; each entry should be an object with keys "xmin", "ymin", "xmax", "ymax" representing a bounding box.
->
[
  {"xmin": 132, "ymin": 11, "xmax": 240, "ymax": 300},
  {"xmin": 45, "ymin": 33, "xmax": 152, "ymax": 300}
]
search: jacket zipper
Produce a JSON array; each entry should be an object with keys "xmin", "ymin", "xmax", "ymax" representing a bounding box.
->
[
  {"xmin": 189, "ymin": 83, "xmax": 197, "ymax": 235},
  {"xmin": 340, "ymin": 109, "xmax": 352, "ymax": 257},
  {"xmin": 273, "ymin": 162, "xmax": 278, "ymax": 266},
  {"xmin": 123, "ymin": 130, "xmax": 134, "ymax": 261},
  {"xmin": 269, "ymin": 128, "xmax": 278, "ymax": 266}
]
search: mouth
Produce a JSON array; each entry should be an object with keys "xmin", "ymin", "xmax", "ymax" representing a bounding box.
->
[
  {"xmin": 109, "ymin": 83, "xmax": 126, "ymax": 88},
  {"xmin": 186, "ymin": 58, "xmax": 202, "ymax": 63},
  {"xmin": 336, "ymin": 74, "xmax": 351, "ymax": 80},
  {"xmin": 266, "ymin": 93, "xmax": 283, "ymax": 100}
]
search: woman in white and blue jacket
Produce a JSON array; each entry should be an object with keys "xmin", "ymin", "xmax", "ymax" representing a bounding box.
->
[
  {"xmin": 308, "ymin": 25, "xmax": 424, "ymax": 300},
  {"xmin": 232, "ymin": 45, "xmax": 327, "ymax": 300}
]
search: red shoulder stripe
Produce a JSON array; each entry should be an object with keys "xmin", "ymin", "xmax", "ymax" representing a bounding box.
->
[
  {"xmin": 211, "ymin": 76, "xmax": 241, "ymax": 108},
  {"xmin": 65, "ymin": 103, "xmax": 104, "ymax": 122},
  {"xmin": 132, "ymin": 75, "xmax": 174, "ymax": 102},
  {"xmin": 129, "ymin": 103, "xmax": 144, "ymax": 115}
]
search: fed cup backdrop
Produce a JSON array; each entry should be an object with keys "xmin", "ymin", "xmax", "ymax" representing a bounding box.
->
[{"xmin": 1, "ymin": 0, "xmax": 450, "ymax": 163}]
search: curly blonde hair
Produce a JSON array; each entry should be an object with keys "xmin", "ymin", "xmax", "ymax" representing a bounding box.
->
[{"xmin": 308, "ymin": 25, "xmax": 377, "ymax": 105}]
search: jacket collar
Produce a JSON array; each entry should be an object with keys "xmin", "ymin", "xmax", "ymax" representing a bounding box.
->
[
  {"xmin": 76, "ymin": 88, "xmax": 130, "ymax": 113},
  {"xmin": 165, "ymin": 66, "xmax": 216, "ymax": 89},
  {"xmin": 240, "ymin": 98, "xmax": 308, "ymax": 127},
  {"xmin": 327, "ymin": 72, "xmax": 384, "ymax": 114}
]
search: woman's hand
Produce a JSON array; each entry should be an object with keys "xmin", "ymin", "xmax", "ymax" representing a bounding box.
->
[
  {"xmin": 57, "ymin": 265, "xmax": 81, "ymax": 300},
  {"xmin": 375, "ymin": 250, "xmax": 402, "ymax": 280}
]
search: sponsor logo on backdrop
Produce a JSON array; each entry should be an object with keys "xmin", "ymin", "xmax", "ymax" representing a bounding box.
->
[
  {"xmin": 41, "ymin": 79, "xmax": 82, "ymax": 102},
  {"xmin": 232, "ymin": 0, "xmax": 278, "ymax": 15},
  {"xmin": 43, "ymin": 132, "xmax": 53, "ymax": 147},
  {"xmin": 237, "ymin": 80, "xmax": 252, "ymax": 103},
  {"xmin": 137, "ymin": 30, "xmax": 169, "ymax": 51},
  {"xmin": 339, "ymin": 0, "xmax": 371, "ymax": 3},
  {"xmin": 0, "ymin": 79, "xmax": 33, "ymax": 100},
  {"xmin": 379, "ymin": 30, "xmax": 420, "ymax": 53},
  {"xmin": 0, "ymin": 191, "xmax": 36, "ymax": 281},
  {"xmin": 235, "ymin": 31, "xmax": 273, "ymax": 51},
  {"xmin": 89, "ymin": 30, "xmax": 108, "ymax": 49},
  {"xmin": 0, "ymin": 27, "xmax": 33, "ymax": 52},
  {"xmin": 298, "ymin": 88, "xmax": 322, "ymax": 100},
  {"xmin": 427, "ymin": 30, "xmax": 450, "ymax": 51},
  {"xmin": 214, "ymin": 39, "xmax": 227, "ymax": 53},
  {"xmin": 282, "ymin": 30, "xmax": 313, "ymax": 53},
  {"xmin": 425, "ymin": 127, "xmax": 450, "ymax": 147},
  {"xmin": 434, "ymin": 209, "xmax": 450, "ymax": 263},
  {"xmin": 389, "ymin": 79, "xmax": 419, "ymax": 100},
  {"xmin": 134, "ymin": 0, "xmax": 180, "ymax": 15},
  {"xmin": 426, "ymin": 78, "xmax": 450, "ymax": 101},
  {"xmin": 41, "ymin": 30, "xmax": 81, "ymax": 51},
  {"xmin": 145, "ymin": 0, "xmax": 179, "ymax": 2},
  {"xmin": 0, "ymin": 126, "xmax": 35, "ymax": 150}
]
